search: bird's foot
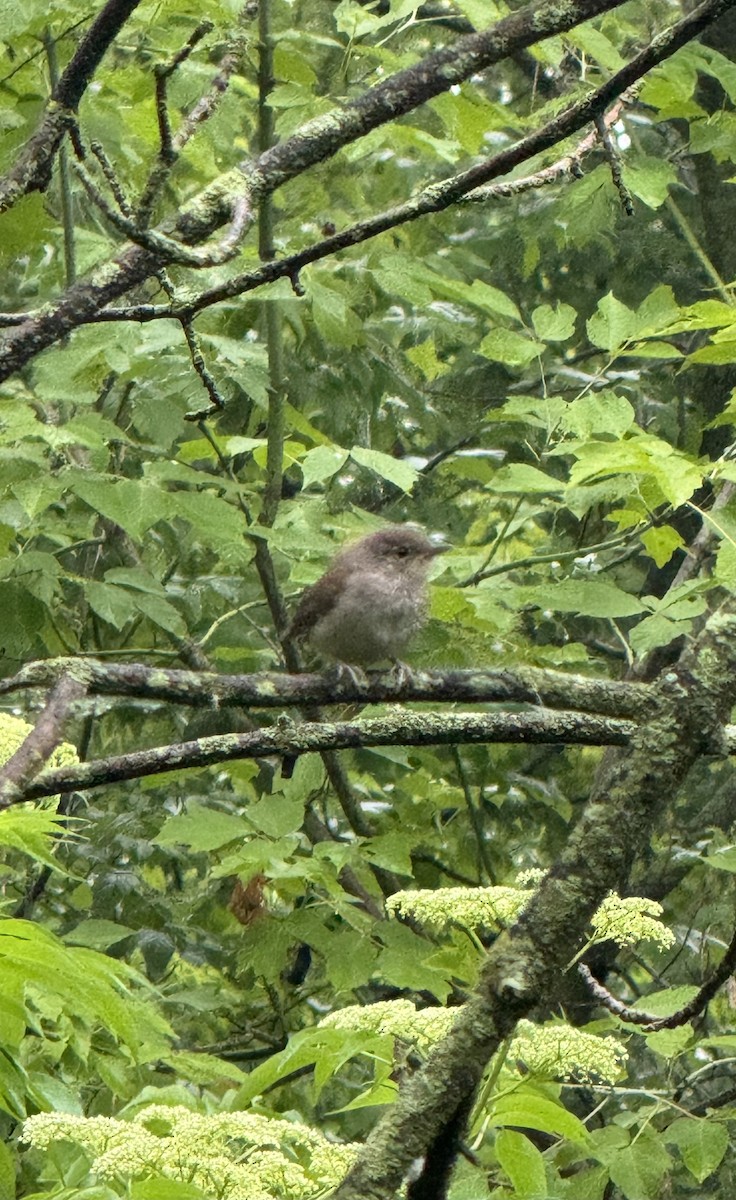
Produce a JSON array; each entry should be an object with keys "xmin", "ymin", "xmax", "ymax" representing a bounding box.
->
[
  {"xmin": 325, "ymin": 661, "xmax": 370, "ymax": 690},
  {"xmin": 388, "ymin": 659, "xmax": 415, "ymax": 688}
]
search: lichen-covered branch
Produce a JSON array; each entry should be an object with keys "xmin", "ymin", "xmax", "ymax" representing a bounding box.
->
[
  {"xmin": 10, "ymin": 708, "xmax": 635, "ymax": 806},
  {"xmin": 0, "ymin": 657, "xmax": 651, "ymax": 719},
  {"xmin": 0, "ymin": 674, "xmax": 87, "ymax": 805}
]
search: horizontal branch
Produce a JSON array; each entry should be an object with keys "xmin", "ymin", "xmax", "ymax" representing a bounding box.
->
[
  {"xmin": 11, "ymin": 708, "xmax": 637, "ymax": 805},
  {"xmin": 0, "ymin": 657, "xmax": 652, "ymax": 720}
]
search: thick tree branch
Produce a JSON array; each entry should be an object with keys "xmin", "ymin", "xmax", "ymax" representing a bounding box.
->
[
  {"xmin": 0, "ymin": 674, "xmax": 87, "ymax": 804},
  {"xmin": 0, "ymin": 658, "xmax": 651, "ymax": 720}
]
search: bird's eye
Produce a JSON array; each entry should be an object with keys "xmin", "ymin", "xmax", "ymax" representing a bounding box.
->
[{"xmin": 395, "ymin": 546, "xmax": 410, "ymax": 557}]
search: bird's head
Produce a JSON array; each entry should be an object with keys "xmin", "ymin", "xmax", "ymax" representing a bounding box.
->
[{"xmin": 346, "ymin": 526, "xmax": 448, "ymax": 573}]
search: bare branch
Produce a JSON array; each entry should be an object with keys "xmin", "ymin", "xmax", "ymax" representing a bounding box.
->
[
  {"xmin": 7, "ymin": 0, "xmax": 719, "ymax": 375},
  {"xmin": 579, "ymin": 922, "xmax": 736, "ymax": 1029}
]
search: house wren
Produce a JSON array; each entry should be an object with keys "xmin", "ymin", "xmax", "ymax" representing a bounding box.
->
[{"xmin": 288, "ymin": 526, "xmax": 446, "ymax": 667}]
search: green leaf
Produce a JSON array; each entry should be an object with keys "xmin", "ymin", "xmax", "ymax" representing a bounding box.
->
[
  {"xmin": 640, "ymin": 525, "xmax": 685, "ymax": 567},
  {"xmin": 70, "ymin": 472, "xmax": 168, "ymax": 540},
  {"xmin": 626, "ymin": 156, "xmax": 677, "ymax": 209},
  {"xmin": 0, "ymin": 808, "xmax": 70, "ymax": 871},
  {"xmin": 531, "ymin": 302, "xmax": 576, "ymax": 342},
  {"xmin": 495, "ymin": 1128, "xmax": 547, "ymax": 1197},
  {"xmin": 703, "ymin": 845, "xmax": 736, "ymax": 873},
  {"xmin": 0, "ymin": 1137, "xmax": 16, "ymax": 1200},
  {"xmin": 154, "ymin": 803, "xmax": 251, "ymax": 852},
  {"xmin": 492, "ymin": 1092, "xmax": 590, "ymax": 1143},
  {"xmin": 405, "ymin": 338, "xmax": 450, "ymax": 381},
  {"xmin": 85, "ymin": 581, "xmax": 138, "ymax": 630},
  {"xmin": 350, "ymin": 446, "xmax": 418, "ymax": 492},
  {"xmin": 132, "ymin": 1181, "xmax": 208, "ymax": 1200},
  {"xmin": 301, "ymin": 444, "xmax": 349, "ymax": 488},
  {"xmin": 479, "ymin": 327, "xmax": 545, "ymax": 366},
  {"xmin": 64, "ymin": 919, "xmax": 135, "ymax": 950},
  {"xmin": 523, "ymin": 579, "xmax": 648, "ymax": 619},
  {"xmin": 377, "ymin": 922, "xmax": 452, "ymax": 1000},
  {"xmin": 489, "ymin": 464, "xmax": 564, "ymax": 494},
  {"xmin": 586, "ymin": 293, "xmax": 636, "ymax": 351},
  {"xmin": 560, "ymin": 392, "xmax": 635, "ymax": 439},
  {"xmin": 309, "ymin": 278, "xmax": 363, "ymax": 348},
  {"xmin": 604, "ymin": 1129, "xmax": 672, "ymax": 1200},
  {"xmin": 245, "ymin": 795, "xmax": 304, "ymax": 838}
]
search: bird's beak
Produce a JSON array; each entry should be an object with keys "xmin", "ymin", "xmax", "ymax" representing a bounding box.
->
[{"xmin": 428, "ymin": 539, "xmax": 450, "ymax": 556}]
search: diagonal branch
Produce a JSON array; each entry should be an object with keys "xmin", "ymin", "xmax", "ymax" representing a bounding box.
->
[
  {"xmin": 1, "ymin": 0, "xmax": 705, "ymax": 379},
  {"xmin": 0, "ymin": 0, "xmax": 143, "ymax": 214},
  {"xmin": 331, "ymin": 610, "xmax": 736, "ymax": 1200},
  {"xmin": 2, "ymin": 0, "xmax": 731, "ymax": 362}
]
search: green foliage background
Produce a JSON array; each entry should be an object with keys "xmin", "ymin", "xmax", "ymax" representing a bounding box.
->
[{"xmin": 3, "ymin": 0, "xmax": 736, "ymax": 1196}]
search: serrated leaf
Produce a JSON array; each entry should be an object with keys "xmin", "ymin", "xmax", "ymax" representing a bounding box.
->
[
  {"xmin": 587, "ymin": 293, "xmax": 637, "ymax": 351},
  {"xmin": 560, "ymin": 392, "xmax": 634, "ymax": 439},
  {"xmin": 532, "ymin": 302, "xmax": 576, "ymax": 341},
  {"xmin": 606, "ymin": 1130, "xmax": 672, "ymax": 1200},
  {"xmin": 0, "ymin": 808, "xmax": 71, "ymax": 871},
  {"xmin": 524, "ymin": 579, "xmax": 647, "ymax": 618},
  {"xmin": 71, "ymin": 473, "xmax": 168, "ymax": 539},
  {"xmin": 641, "ymin": 525, "xmax": 685, "ymax": 567}
]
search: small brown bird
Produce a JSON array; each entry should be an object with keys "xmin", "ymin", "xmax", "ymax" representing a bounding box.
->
[{"xmin": 288, "ymin": 525, "xmax": 446, "ymax": 668}]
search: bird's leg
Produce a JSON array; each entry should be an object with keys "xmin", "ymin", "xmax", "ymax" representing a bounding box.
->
[{"xmin": 388, "ymin": 658, "xmax": 415, "ymax": 688}]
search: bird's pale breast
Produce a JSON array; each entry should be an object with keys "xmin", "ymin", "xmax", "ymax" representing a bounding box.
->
[{"xmin": 309, "ymin": 568, "xmax": 426, "ymax": 666}]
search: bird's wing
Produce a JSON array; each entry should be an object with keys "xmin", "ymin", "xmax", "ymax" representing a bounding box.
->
[{"xmin": 287, "ymin": 573, "xmax": 339, "ymax": 640}]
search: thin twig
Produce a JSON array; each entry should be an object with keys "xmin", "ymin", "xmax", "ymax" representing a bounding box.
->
[{"xmin": 579, "ymin": 924, "xmax": 736, "ymax": 1029}]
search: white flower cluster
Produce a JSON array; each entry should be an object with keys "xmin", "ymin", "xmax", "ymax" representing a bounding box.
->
[
  {"xmin": 23, "ymin": 1105, "xmax": 360, "ymax": 1199},
  {"xmin": 508, "ymin": 1018, "xmax": 627, "ymax": 1085},
  {"xmin": 321, "ymin": 998, "xmax": 456, "ymax": 1049},
  {"xmin": 590, "ymin": 893, "xmax": 676, "ymax": 950},
  {"xmin": 386, "ymin": 886, "xmax": 533, "ymax": 930},
  {"xmin": 0, "ymin": 712, "xmax": 78, "ymax": 770}
]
